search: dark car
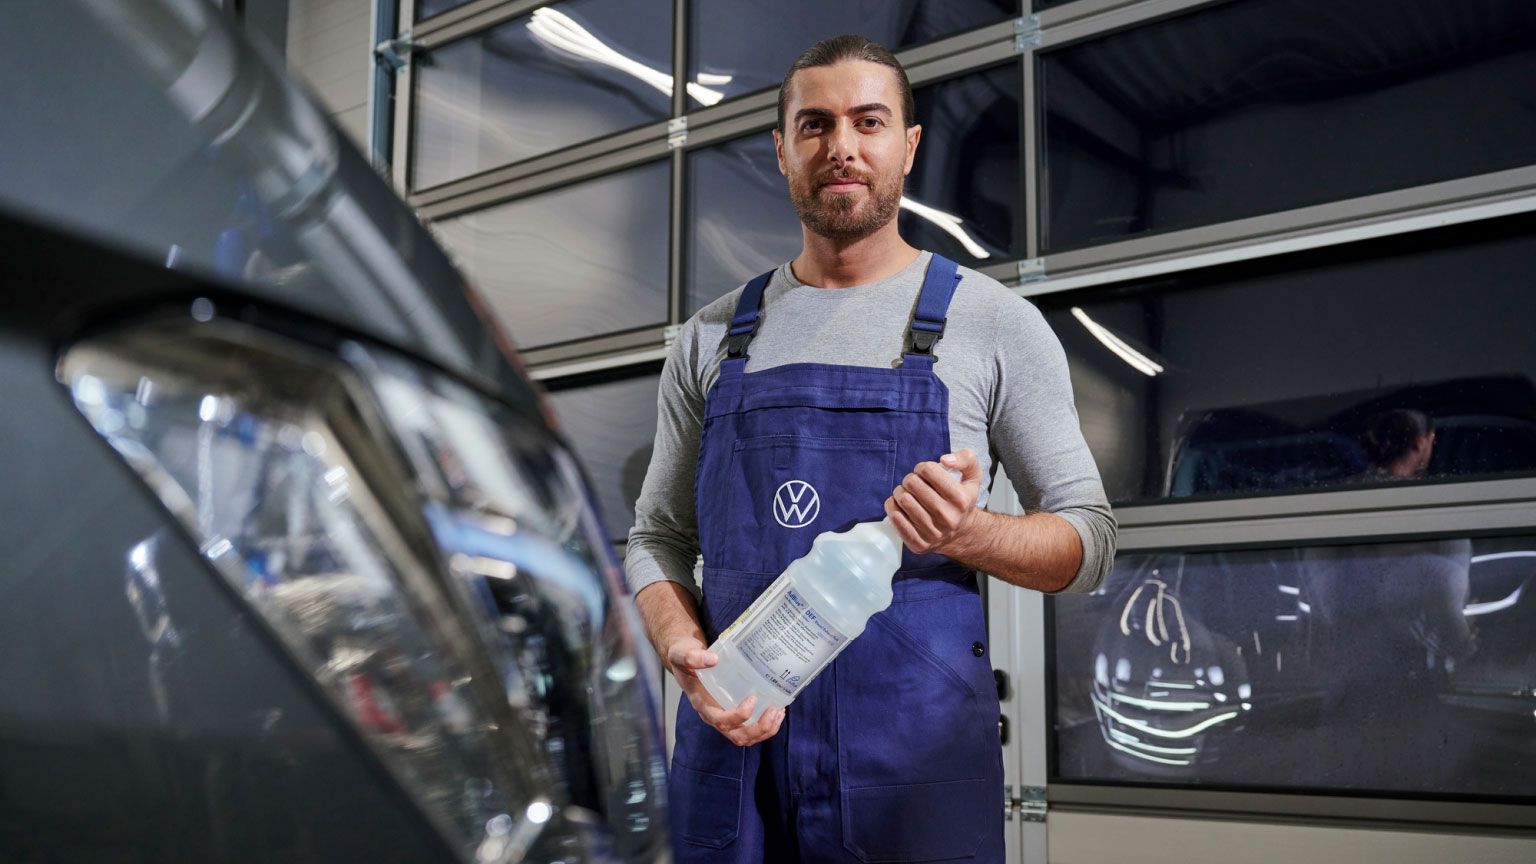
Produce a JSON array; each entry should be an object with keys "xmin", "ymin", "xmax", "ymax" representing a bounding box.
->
[{"xmin": 0, "ymin": 2, "xmax": 668, "ymax": 861}]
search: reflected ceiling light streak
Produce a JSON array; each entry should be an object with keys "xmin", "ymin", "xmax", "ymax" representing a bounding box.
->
[
  {"xmin": 1470, "ymin": 551, "xmax": 1536, "ymax": 564},
  {"xmin": 1071, "ymin": 307, "xmax": 1163, "ymax": 376},
  {"xmin": 526, "ymin": 8, "xmax": 727, "ymax": 105},
  {"xmin": 1105, "ymin": 738, "xmax": 1190, "ymax": 766},
  {"xmin": 1118, "ymin": 579, "xmax": 1191, "ymax": 664},
  {"xmin": 1106, "ymin": 691, "xmax": 1211, "ymax": 712},
  {"xmin": 899, "ymin": 197, "xmax": 991, "ymax": 259},
  {"xmin": 1092, "ymin": 696, "xmax": 1241, "ymax": 739},
  {"xmin": 1107, "ymin": 728, "xmax": 1197, "ymax": 755},
  {"xmin": 1465, "ymin": 584, "xmax": 1524, "ymax": 616},
  {"xmin": 1277, "ymin": 584, "xmax": 1300, "ymax": 595}
]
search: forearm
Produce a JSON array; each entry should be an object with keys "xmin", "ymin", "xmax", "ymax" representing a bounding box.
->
[
  {"xmin": 942, "ymin": 508, "xmax": 1083, "ymax": 594},
  {"xmin": 633, "ymin": 580, "xmax": 708, "ymax": 668}
]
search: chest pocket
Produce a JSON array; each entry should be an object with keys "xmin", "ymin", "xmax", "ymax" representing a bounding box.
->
[{"xmin": 710, "ymin": 435, "xmax": 895, "ymax": 575}]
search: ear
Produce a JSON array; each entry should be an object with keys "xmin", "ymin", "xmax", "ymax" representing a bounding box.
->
[
  {"xmin": 903, "ymin": 124, "xmax": 922, "ymax": 175},
  {"xmin": 773, "ymin": 128, "xmax": 787, "ymax": 177}
]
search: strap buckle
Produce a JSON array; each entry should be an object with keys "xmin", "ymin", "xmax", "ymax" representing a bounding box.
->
[
  {"xmin": 909, "ymin": 329, "xmax": 941, "ymax": 354},
  {"xmin": 725, "ymin": 321, "xmax": 758, "ymax": 358}
]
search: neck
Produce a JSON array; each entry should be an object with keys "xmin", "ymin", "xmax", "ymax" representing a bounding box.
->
[{"xmin": 791, "ymin": 221, "xmax": 920, "ymax": 289}]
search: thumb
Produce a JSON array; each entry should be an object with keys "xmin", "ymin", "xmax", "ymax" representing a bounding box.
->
[{"xmin": 940, "ymin": 449, "xmax": 983, "ymax": 488}]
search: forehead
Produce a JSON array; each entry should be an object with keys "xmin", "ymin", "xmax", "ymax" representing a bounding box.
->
[{"xmin": 786, "ymin": 60, "xmax": 903, "ymax": 113}]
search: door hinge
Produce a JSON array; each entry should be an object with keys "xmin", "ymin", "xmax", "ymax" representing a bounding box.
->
[
  {"xmin": 1017, "ymin": 258, "xmax": 1046, "ymax": 285},
  {"xmin": 1014, "ymin": 16, "xmax": 1042, "ymax": 52},
  {"xmin": 668, "ymin": 117, "xmax": 689, "ymax": 150},
  {"xmin": 1004, "ymin": 784, "xmax": 1047, "ymax": 823},
  {"xmin": 374, "ymin": 34, "xmax": 424, "ymax": 72}
]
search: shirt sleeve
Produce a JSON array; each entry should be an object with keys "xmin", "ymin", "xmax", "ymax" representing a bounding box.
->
[
  {"xmin": 988, "ymin": 292, "xmax": 1118, "ymax": 594},
  {"xmin": 623, "ymin": 319, "xmax": 708, "ymax": 600}
]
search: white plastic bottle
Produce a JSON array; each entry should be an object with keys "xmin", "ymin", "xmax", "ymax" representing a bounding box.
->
[{"xmin": 697, "ymin": 517, "xmax": 905, "ymax": 724}]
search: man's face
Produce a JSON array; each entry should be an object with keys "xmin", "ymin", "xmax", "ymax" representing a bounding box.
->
[{"xmin": 774, "ymin": 60, "xmax": 921, "ymax": 242}]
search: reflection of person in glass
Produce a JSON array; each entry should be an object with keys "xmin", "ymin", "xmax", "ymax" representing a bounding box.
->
[
  {"xmin": 625, "ymin": 36, "xmax": 1116, "ymax": 863},
  {"xmin": 1362, "ymin": 408, "xmax": 1435, "ymax": 481},
  {"xmin": 1302, "ymin": 410, "xmax": 1476, "ymax": 789}
]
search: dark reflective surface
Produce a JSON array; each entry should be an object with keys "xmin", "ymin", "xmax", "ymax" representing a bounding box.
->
[
  {"xmin": 2, "ymin": 230, "xmax": 454, "ymax": 861},
  {"xmin": 432, "ymin": 161, "xmax": 670, "ymax": 349},
  {"xmin": 0, "ymin": 0, "xmax": 535, "ymax": 407},
  {"xmin": 1039, "ymin": 0, "xmax": 1536, "ymax": 252},
  {"xmin": 688, "ymin": 0, "xmax": 1016, "ymax": 107},
  {"xmin": 1034, "ymin": 213, "xmax": 1536, "ymax": 505},
  {"xmin": 546, "ymin": 369, "xmax": 664, "ymax": 542},
  {"xmin": 901, "ymin": 63, "xmax": 1022, "ymax": 268},
  {"xmin": 411, "ymin": 0, "xmax": 673, "ymax": 190},
  {"xmin": 685, "ymin": 64, "xmax": 1022, "ymax": 312},
  {"xmin": 1052, "ymin": 536, "xmax": 1536, "ymax": 798},
  {"xmin": 417, "ymin": 0, "xmax": 475, "ymax": 21}
]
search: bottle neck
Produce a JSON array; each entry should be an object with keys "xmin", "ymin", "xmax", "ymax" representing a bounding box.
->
[{"xmin": 875, "ymin": 516, "xmax": 906, "ymax": 557}]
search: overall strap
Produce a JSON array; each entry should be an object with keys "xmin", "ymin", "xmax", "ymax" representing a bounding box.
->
[
  {"xmin": 720, "ymin": 268, "xmax": 775, "ymax": 374},
  {"xmin": 903, "ymin": 254, "xmax": 961, "ymax": 368}
]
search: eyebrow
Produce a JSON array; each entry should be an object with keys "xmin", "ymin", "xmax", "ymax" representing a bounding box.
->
[{"xmin": 792, "ymin": 103, "xmax": 894, "ymax": 123}]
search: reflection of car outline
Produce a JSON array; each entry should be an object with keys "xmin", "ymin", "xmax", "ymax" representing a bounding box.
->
[
  {"xmin": 1081, "ymin": 544, "xmax": 1536, "ymax": 780},
  {"xmin": 1090, "ymin": 561, "xmax": 1252, "ymax": 772}
]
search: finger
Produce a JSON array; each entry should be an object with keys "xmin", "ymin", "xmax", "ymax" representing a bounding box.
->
[
  {"xmin": 905, "ymin": 466, "xmax": 962, "ymax": 517},
  {"xmin": 915, "ymin": 461, "xmax": 974, "ymax": 510},
  {"xmin": 892, "ymin": 483, "xmax": 940, "ymax": 541},
  {"xmin": 681, "ymin": 648, "xmax": 719, "ymax": 670},
  {"xmin": 890, "ymin": 491, "xmax": 933, "ymax": 544},
  {"xmin": 884, "ymin": 498, "xmax": 922, "ymax": 549},
  {"xmin": 732, "ymin": 706, "xmax": 785, "ymax": 747},
  {"xmin": 707, "ymin": 694, "xmax": 756, "ymax": 734}
]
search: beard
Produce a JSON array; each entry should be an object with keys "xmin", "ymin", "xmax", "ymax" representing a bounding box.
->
[{"xmin": 789, "ymin": 164, "xmax": 904, "ymax": 242}]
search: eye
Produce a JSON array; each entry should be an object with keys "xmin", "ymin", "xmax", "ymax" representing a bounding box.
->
[
  {"xmin": 801, "ymin": 118, "xmax": 825, "ymax": 133},
  {"xmin": 857, "ymin": 117, "xmax": 885, "ymax": 129}
]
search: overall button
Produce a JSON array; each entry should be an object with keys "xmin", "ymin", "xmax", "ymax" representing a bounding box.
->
[{"xmin": 971, "ymin": 642, "xmax": 985, "ymax": 657}]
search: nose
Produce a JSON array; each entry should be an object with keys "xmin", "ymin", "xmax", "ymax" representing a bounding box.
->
[{"xmin": 826, "ymin": 119, "xmax": 857, "ymax": 165}]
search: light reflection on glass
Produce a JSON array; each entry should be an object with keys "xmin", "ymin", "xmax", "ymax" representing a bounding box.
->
[{"xmin": 1055, "ymin": 541, "xmax": 1536, "ymax": 796}]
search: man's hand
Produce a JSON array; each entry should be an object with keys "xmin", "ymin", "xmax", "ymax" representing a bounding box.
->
[
  {"xmin": 885, "ymin": 448, "xmax": 984, "ymax": 555},
  {"xmin": 665, "ymin": 636, "xmax": 785, "ymax": 747}
]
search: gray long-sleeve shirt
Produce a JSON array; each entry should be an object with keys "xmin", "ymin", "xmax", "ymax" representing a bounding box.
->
[{"xmin": 625, "ymin": 251, "xmax": 1116, "ymax": 599}]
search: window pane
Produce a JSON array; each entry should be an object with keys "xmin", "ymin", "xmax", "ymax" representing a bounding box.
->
[
  {"xmin": 688, "ymin": 0, "xmax": 1016, "ymax": 108},
  {"xmin": 1051, "ymin": 535, "xmax": 1536, "ymax": 799},
  {"xmin": 684, "ymin": 133, "xmax": 803, "ymax": 315},
  {"xmin": 1039, "ymin": 0, "xmax": 1536, "ymax": 252},
  {"xmin": 546, "ymin": 371, "xmax": 662, "ymax": 542},
  {"xmin": 685, "ymin": 64, "xmax": 1021, "ymax": 313},
  {"xmin": 411, "ymin": 0, "xmax": 672, "ymax": 190},
  {"xmin": 1035, "ymin": 213, "xmax": 1536, "ymax": 505},
  {"xmin": 431, "ymin": 161, "xmax": 670, "ymax": 350},
  {"xmin": 416, "ymin": 0, "xmax": 474, "ymax": 21},
  {"xmin": 902, "ymin": 64, "xmax": 1022, "ymax": 268}
]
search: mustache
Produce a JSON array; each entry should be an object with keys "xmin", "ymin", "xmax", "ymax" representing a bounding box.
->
[{"xmin": 817, "ymin": 168, "xmax": 872, "ymax": 188}]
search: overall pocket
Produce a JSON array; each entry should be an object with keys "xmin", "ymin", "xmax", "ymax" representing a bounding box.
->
[
  {"xmin": 716, "ymin": 435, "xmax": 895, "ymax": 575},
  {"xmin": 836, "ymin": 582, "xmax": 999, "ymax": 862},
  {"xmin": 669, "ymin": 693, "xmax": 746, "ymax": 849}
]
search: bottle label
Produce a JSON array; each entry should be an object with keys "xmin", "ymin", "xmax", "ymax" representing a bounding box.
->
[{"xmin": 729, "ymin": 581, "xmax": 847, "ymax": 697}]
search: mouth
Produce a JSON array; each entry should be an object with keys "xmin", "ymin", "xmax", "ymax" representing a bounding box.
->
[{"xmin": 819, "ymin": 179, "xmax": 867, "ymax": 194}]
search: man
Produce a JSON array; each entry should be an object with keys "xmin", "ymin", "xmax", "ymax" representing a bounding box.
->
[{"xmin": 626, "ymin": 35, "xmax": 1116, "ymax": 862}]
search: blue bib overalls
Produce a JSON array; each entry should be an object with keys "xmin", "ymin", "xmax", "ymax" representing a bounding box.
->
[{"xmin": 669, "ymin": 255, "xmax": 1005, "ymax": 863}]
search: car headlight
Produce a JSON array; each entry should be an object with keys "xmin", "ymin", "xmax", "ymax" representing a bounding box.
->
[{"xmin": 59, "ymin": 304, "xmax": 668, "ymax": 862}]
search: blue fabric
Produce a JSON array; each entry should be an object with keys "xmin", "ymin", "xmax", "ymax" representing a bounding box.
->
[{"xmin": 671, "ymin": 255, "xmax": 1004, "ymax": 863}]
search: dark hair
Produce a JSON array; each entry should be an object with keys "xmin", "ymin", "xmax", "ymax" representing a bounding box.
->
[
  {"xmin": 1363, "ymin": 409, "xmax": 1434, "ymax": 467},
  {"xmin": 776, "ymin": 35, "xmax": 915, "ymax": 133}
]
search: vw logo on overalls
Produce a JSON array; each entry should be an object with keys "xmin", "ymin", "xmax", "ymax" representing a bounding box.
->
[{"xmin": 772, "ymin": 479, "xmax": 821, "ymax": 528}]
